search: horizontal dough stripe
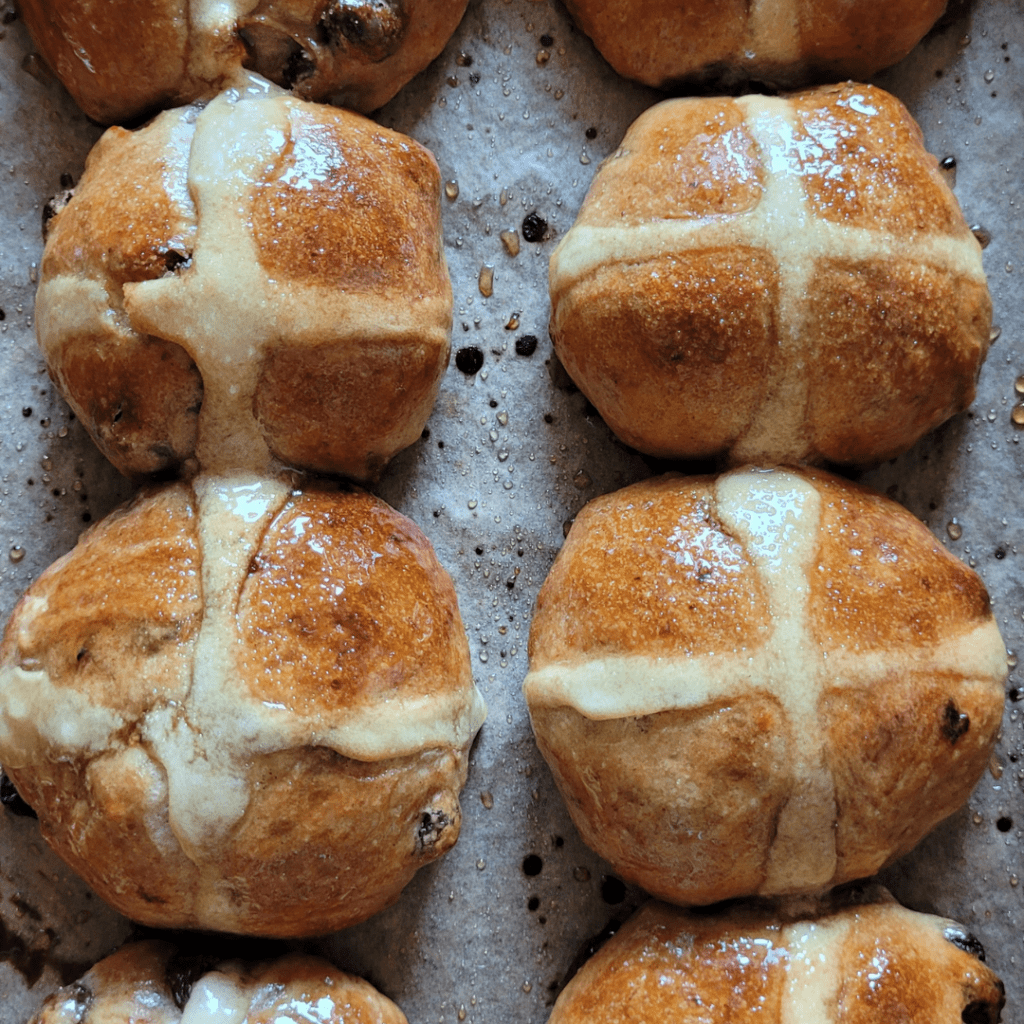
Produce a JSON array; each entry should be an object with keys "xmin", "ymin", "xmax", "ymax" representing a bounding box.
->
[
  {"xmin": 37, "ymin": 276, "xmax": 450, "ymax": 358},
  {"xmin": 550, "ymin": 219, "xmax": 985, "ymax": 294},
  {"xmin": 0, "ymin": 662, "xmax": 486, "ymax": 768},
  {"xmin": 523, "ymin": 618, "xmax": 1006, "ymax": 718}
]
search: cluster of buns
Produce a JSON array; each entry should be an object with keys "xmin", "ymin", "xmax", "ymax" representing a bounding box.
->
[
  {"xmin": 550, "ymin": 83, "xmax": 992, "ymax": 468},
  {"xmin": 5, "ymin": 0, "xmax": 1009, "ymax": 1016},
  {"xmin": 31, "ymin": 941, "xmax": 408, "ymax": 1024},
  {"xmin": 549, "ymin": 887, "xmax": 1006, "ymax": 1024},
  {"xmin": 561, "ymin": 0, "xmax": 947, "ymax": 91},
  {"xmin": 18, "ymin": 0, "xmax": 469, "ymax": 123}
]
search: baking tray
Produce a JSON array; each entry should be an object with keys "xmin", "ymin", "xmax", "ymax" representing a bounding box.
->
[{"xmin": 1, "ymin": 0, "xmax": 1022, "ymax": 1019}]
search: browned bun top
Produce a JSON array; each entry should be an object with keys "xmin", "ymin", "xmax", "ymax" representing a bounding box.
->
[
  {"xmin": 549, "ymin": 84, "xmax": 991, "ymax": 468},
  {"xmin": 525, "ymin": 467, "xmax": 1006, "ymax": 905},
  {"xmin": 549, "ymin": 891, "xmax": 1005, "ymax": 1024},
  {"xmin": 530, "ymin": 473, "xmax": 771, "ymax": 664},
  {"xmin": 37, "ymin": 87, "xmax": 451, "ymax": 481},
  {"xmin": 0, "ymin": 478, "xmax": 485, "ymax": 936},
  {"xmin": 18, "ymin": 0, "xmax": 191, "ymax": 124},
  {"xmin": 560, "ymin": 0, "xmax": 946, "ymax": 91},
  {"xmin": 236, "ymin": 486, "xmax": 473, "ymax": 716},
  {"xmin": 18, "ymin": 0, "xmax": 469, "ymax": 124},
  {"xmin": 530, "ymin": 467, "xmax": 996, "ymax": 671},
  {"xmin": 30, "ymin": 940, "xmax": 409, "ymax": 1023}
]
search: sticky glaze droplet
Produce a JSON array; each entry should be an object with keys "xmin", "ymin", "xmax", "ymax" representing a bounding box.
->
[
  {"xmin": 990, "ymin": 325, "xmax": 1002, "ymax": 343},
  {"xmin": 1011, "ymin": 404, "xmax": 1024, "ymax": 426},
  {"xmin": 8, "ymin": 545, "xmax": 24, "ymax": 563},
  {"xmin": 947, "ymin": 521, "xmax": 963, "ymax": 540},
  {"xmin": 971, "ymin": 224, "xmax": 992, "ymax": 248},
  {"xmin": 500, "ymin": 230, "xmax": 520, "ymax": 257},
  {"xmin": 445, "ymin": 180, "xmax": 459, "ymax": 201},
  {"xmin": 478, "ymin": 265, "xmax": 494, "ymax": 298}
]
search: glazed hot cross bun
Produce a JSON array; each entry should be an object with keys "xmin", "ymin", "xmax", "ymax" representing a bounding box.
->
[
  {"xmin": 549, "ymin": 888, "xmax": 1005, "ymax": 1024},
  {"xmin": 38, "ymin": 78, "xmax": 451, "ymax": 482},
  {"xmin": 525, "ymin": 466, "xmax": 1006, "ymax": 906},
  {"xmin": 561, "ymin": 0, "xmax": 947, "ymax": 92},
  {"xmin": 0, "ymin": 479, "xmax": 486, "ymax": 936},
  {"xmin": 550, "ymin": 84, "xmax": 991, "ymax": 468},
  {"xmin": 31, "ymin": 941, "xmax": 409, "ymax": 1023},
  {"xmin": 18, "ymin": 0, "xmax": 469, "ymax": 124}
]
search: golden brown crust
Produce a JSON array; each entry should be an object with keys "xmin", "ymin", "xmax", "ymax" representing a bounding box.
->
[
  {"xmin": 30, "ymin": 941, "xmax": 180, "ymax": 1024},
  {"xmin": 40, "ymin": 113, "xmax": 202, "ymax": 476},
  {"xmin": 802, "ymin": 259, "xmax": 990, "ymax": 463},
  {"xmin": 532, "ymin": 700, "xmax": 791, "ymax": 905},
  {"xmin": 796, "ymin": 1, "xmax": 948, "ymax": 86},
  {"xmin": 0, "ymin": 482, "xmax": 482, "ymax": 936},
  {"xmin": 236, "ymin": 488, "xmax": 470, "ymax": 717},
  {"xmin": 550, "ymin": 250, "xmax": 779, "ymax": 459},
  {"xmin": 561, "ymin": 0, "xmax": 946, "ymax": 90},
  {"xmin": 524, "ymin": 467, "xmax": 1007, "ymax": 905},
  {"xmin": 249, "ymin": 105, "xmax": 446, "ymax": 290},
  {"xmin": 18, "ymin": 0, "xmax": 190, "ymax": 125},
  {"xmin": 808, "ymin": 470, "xmax": 992, "ymax": 649},
  {"xmin": 549, "ymin": 896, "xmax": 1005, "ymax": 1024},
  {"xmin": 0, "ymin": 483, "xmax": 200, "ymax": 718},
  {"xmin": 578, "ymin": 99, "xmax": 765, "ymax": 220},
  {"xmin": 530, "ymin": 474, "xmax": 770, "ymax": 664},
  {"xmin": 789, "ymin": 89, "xmax": 965, "ymax": 234},
  {"xmin": 37, "ymin": 93, "xmax": 450, "ymax": 481},
  {"xmin": 549, "ymin": 85, "xmax": 991, "ymax": 468},
  {"xmin": 19, "ymin": 0, "xmax": 467, "ymax": 125}
]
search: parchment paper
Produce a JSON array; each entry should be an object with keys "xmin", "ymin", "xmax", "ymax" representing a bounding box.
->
[{"xmin": 1, "ymin": 0, "xmax": 1022, "ymax": 1020}]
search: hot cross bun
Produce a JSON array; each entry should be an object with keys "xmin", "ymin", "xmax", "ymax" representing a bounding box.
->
[
  {"xmin": 0, "ymin": 479, "xmax": 485, "ymax": 936},
  {"xmin": 561, "ymin": 0, "xmax": 946, "ymax": 92},
  {"xmin": 31, "ymin": 941, "xmax": 408, "ymax": 1024},
  {"xmin": 524, "ymin": 466, "xmax": 1006, "ymax": 905},
  {"xmin": 549, "ymin": 888, "xmax": 1005, "ymax": 1024},
  {"xmin": 38, "ymin": 80, "xmax": 451, "ymax": 482},
  {"xmin": 18, "ymin": 0, "xmax": 468, "ymax": 124},
  {"xmin": 549, "ymin": 84, "xmax": 991, "ymax": 467}
]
